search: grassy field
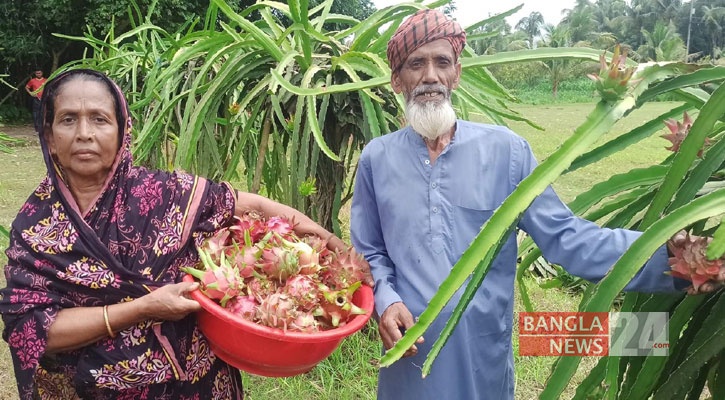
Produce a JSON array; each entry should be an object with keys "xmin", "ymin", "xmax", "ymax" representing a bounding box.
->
[{"xmin": 0, "ymin": 102, "xmax": 680, "ymax": 399}]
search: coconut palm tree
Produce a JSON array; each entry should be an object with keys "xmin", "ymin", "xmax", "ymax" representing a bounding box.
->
[
  {"xmin": 515, "ymin": 11, "xmax": 545, "ymax": 48},
  {"xmin": 637, "ymin": 20, "xmax": 686, "ymax": 61},
  {"xmin": 540, "ymin": 24, "xmax": 574, "ymax": 98},
  {"xmin": 702, "ymin": 5, "xmax": 725, "ymax": 58}
]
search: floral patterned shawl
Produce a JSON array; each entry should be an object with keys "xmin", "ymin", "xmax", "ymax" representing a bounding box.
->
[{"xmin": 0, "ymin": 69, "xmax": 243, "ymax": 399}]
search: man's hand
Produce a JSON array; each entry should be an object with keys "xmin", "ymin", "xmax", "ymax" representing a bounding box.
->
[{"xmin": 379, "ymin": 302, "xmax": 424, "ymax": 357}]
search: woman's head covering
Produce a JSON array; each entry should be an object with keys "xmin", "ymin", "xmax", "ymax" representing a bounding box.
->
[
  {"xmin": 1, "ymin": 69, "xmax": 240, "ymax": 398},
  {"xmin": 386, "ymin": 9, "xmax": 467, "ymax": 73}
]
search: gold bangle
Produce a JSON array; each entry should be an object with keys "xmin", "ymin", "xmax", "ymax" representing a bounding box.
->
[{"xmin": 103, "ymin": 305, "xmax": 116, "ymax": 338}]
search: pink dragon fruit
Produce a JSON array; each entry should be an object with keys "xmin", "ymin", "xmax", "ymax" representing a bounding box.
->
[
  {"xmin": 322, "ymin": 247, "xmax": 372, "ymax": 290},
  {"xmin": 667, "ymin": 233, "xmax": 724, "ymax": 290},
  {"xmin": 182, "ymin": 248, "xmax": 243, "ymax": 307},
  {"xmin": 225, "ymin": 295, "xmax": 257, "ymax": 320},
  {"xmin": 266, "ymin": 216, "xmax": 294, "ymax": 236},
  {"xmin": 258, "ymin": 246, "xmax": 300, "ymax": 281},
  {"xmin": 290, "ymin": 311, "xmax": 320, "ymax": 333},
  {"xmin": 276, "ymin": 234, "xmax": 322, "ymax": 275},
  {"xmin": 229, "ymin": 214, "xmax": 266, "ymax": 244},
  {"xmin": 226, "ymin": 244, "xmax": 259, "ymax": 278},
  {"xmin": 661, "ymin": 111, "xmax": 711, "ymax": 157},
  {"xmin": 256, "ymin": 291, "xmax": 299, "ymax": 331},
  {"xmin": 203, "ymin": 229, "xmax": 231, "ymax": 261},
  {"xmin": 245, "ymin": 274, "xmax": 279, "ymax": 302},
  {"xmin": 314, "ymin": 282, "xmax": 367, "ymax": 327},
  {"xmin": 283, "ymin": 275, "xmax": 320, "ymax": 310},
  {"xmin": 302, "ymin": 235, "xmax": 333, "ymax": 266}
]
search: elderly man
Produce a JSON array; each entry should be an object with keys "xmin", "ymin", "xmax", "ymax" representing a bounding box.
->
[{"xmin": 349, "ymin": 9, "xmax": 713, "ymax": 400}]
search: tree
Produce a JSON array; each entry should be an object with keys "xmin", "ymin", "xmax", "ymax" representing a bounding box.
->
[
  {"xmin": 702, "ymin": 5, "xmax": 725, "ymax": 58},
  {"xmin": 540, "ymin": 24, "xmax": 574, "ymax": 98},
  {"xmin": 561, "ymin": 0, "xmax": 598, "ymax": 44},
  {"xmin": 637, "ymin": 20, "xmax": 686, "ymax": 61},
  {"xmin": 592, "ymin": 0, "xmax": 629, "ymax": 41},
  {"xmin": 515, "ymin": 11, "xmax": 545, "ymax": 48}
]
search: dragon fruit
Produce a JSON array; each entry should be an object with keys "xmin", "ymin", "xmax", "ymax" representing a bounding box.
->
[
  {"xmin": 186, "ymin": 212, "xmax": 370, "ymax": 332},
  {"xmin": 229, "ymin": 214, "xmax": 266, "ymax": 244},
  {"xmin": 181, "ymin": 248, "xmax": 243, "ymax": 307},
  {"xmin": 587, "ymin": 44, "xmax": 641, "ymax": 102},
  {"xmin": 661, "ymin": 111, "xmax": 711, "ymax": 157},
  {"xmin": 322, "ymin": 247, "xmax": 372, "ymax": 290},
  {"xmin": 245, "ymin": 274, "xmax": 279, "ymax": 302},
  {"xmin": 226, "ymin": 244, "xmax": 259, "ymax": 278},
  {"xmin": 667, "ymin": 232, "xmax": 724, "ymax": 290},
  {"xmin": 302, "ymin": 235, "xmax": 333, "ymax": 266},
  {"xmin": 204, "ymin": 229, "xmax": 231, "ymax": 261},
  {"xmin": 315, "ymin": 282, "xmax": 367, "ymax": 327},
  {"xmin": 277, "ymin": 234, "xmax": 321, "ymax": 275},
  {"xmin": 225, "ymin": 295, "xmax": 257, "ymax": 319},
  {"xmin": 256, "ymin": 291, "xmax": 299, "ymax": 331},
  {"xmin": 266, "ymin": 216, "xmax": 294, "ymax": 236},
  {"xmin": 258, "ymin": 246, "xmax": 300, "ymax": 281},
  {"xmin": 283, "ymin": 275, "xmax": 320, "ymax": 310},
  {"xmin": 290, "ymin": 311, "xmax": 320, "ymax": 333}
]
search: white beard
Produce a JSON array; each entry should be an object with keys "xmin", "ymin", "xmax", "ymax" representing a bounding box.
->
[{"xmin": 405, "ymin": 96, "xmax": 457, "ymax": 141}]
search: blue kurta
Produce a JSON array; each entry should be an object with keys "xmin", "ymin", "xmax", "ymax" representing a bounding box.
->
[{"xmin": 350, "ymin": 121, "xmax": 684, "ymax": 400}]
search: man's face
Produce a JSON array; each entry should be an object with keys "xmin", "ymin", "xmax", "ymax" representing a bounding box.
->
[
  {"xmin": 391, "ymin": 39, "xmax": 461, "ymax": 141},
  {"xmin": 34, "ymin": 70, "xmax": 43, "ymax": 78},
  {"xmin": 391, "ymin": 39, "xmax": 461, "ymax": 101}
]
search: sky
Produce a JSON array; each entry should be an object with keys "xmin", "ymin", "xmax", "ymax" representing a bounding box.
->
[{"xmin": 371, "ymin": 0, "xmax": 578, "ymax": 29}]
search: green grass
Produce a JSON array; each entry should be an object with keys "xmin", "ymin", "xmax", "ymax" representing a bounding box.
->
[{"xmin": 0, "ymin": 102, "xmax": 684, "ymax": 399}]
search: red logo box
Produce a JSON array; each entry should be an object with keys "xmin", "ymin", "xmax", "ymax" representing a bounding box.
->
[{"xmin": 519, "ymin": 312, "xmax": 609, "ymax": 356}]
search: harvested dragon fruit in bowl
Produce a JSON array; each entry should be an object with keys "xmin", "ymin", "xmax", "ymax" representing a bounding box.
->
[{"xmin": 182, "ymin": 213, "xmax": 372, "ymax": 333}]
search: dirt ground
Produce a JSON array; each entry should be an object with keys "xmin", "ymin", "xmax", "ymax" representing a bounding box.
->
[{"xmin": 2, "ymin": 124, "xmax": 39, "ymax": 145}]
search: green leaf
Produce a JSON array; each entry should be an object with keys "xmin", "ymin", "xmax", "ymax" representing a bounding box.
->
[
  {"xmin": 461, "ymin": 48, "xmax": 617, "ymax": 69},
  {"xmin": 306, "ymin": 95, "xmax": 341, "ymax": 161},
  {"xmin": 240, "ymin": 1, "xmax": 292, "ymax": 19},
  {"xmin": 572, "ymin": 358, "xmax": 607, "ymax": 400},
  {"xmin": 707, "ymin": 221, "xmax": 725, "ymax": 260},
  {"xmin": 652, "ymin": 325, "xmax": 725, "ymax": 400},
  {"xmin": 0, "ymin": 225, "xmax": 9, "ymax": 239},
  {"xmin": 464, "ymin": 4, "xmax": 523, "ymax": 33},
  {"xmin": 668, "ymin": 129, "xmax": 725, "ymax": 212},
  {"xmin": 271, "ymin": 69, "xmax": 389, "ymax": 95},
  {"xmin": 567, "ymin": 105, "xmax": 693, "ymax": 173},
  {"xmin": 637, "ymin": 66, "xmax": 725, "ymax": 105},
  {"xmin": 516, "ymin": 249, "xmax": 541, "ymax": 312},
  {"xmin": 568, "ymin": 165, "xmax": 668, "ymax": 214},
  {"xmin": 212, "ymin": 0, "xmax": 284, "ymax": 61},
  {"xmin": 359, "ymin": 92, "xmax": 381, "ymax": 140}
]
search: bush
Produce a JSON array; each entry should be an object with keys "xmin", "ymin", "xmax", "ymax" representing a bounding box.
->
[{"xmin": 0, "ymin": 104, "xmax": 31, "ymax": 125}]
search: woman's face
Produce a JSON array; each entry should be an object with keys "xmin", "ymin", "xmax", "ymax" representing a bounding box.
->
[{"xmin": 47, "ymin": 79, "xmax": 120, "ymax": 185}]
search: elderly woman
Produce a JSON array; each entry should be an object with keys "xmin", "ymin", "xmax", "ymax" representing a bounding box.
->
[{"xmin": 0, "ymin": 69, "xmax": 347, "ymax": 399}]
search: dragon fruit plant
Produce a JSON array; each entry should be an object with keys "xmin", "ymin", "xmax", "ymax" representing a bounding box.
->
[{"xmin": 182, "ymin": 213, "xmax": 371, "ymax": 332}]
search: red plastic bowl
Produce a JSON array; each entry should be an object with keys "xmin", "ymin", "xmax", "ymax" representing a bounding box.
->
[{"xmin": 183, "ymin": 274, "xmax": 374, "ymax": 377}]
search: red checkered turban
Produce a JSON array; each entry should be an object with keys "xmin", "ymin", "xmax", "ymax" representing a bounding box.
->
[{"xmin": 387, "ymin": 9, "xmax": 466, "ymax": 73}]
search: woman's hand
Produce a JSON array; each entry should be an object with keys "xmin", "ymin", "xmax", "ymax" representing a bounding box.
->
[{"xmin": 138, "ymin": 282, "xmax": 202, "ymax": 321}]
